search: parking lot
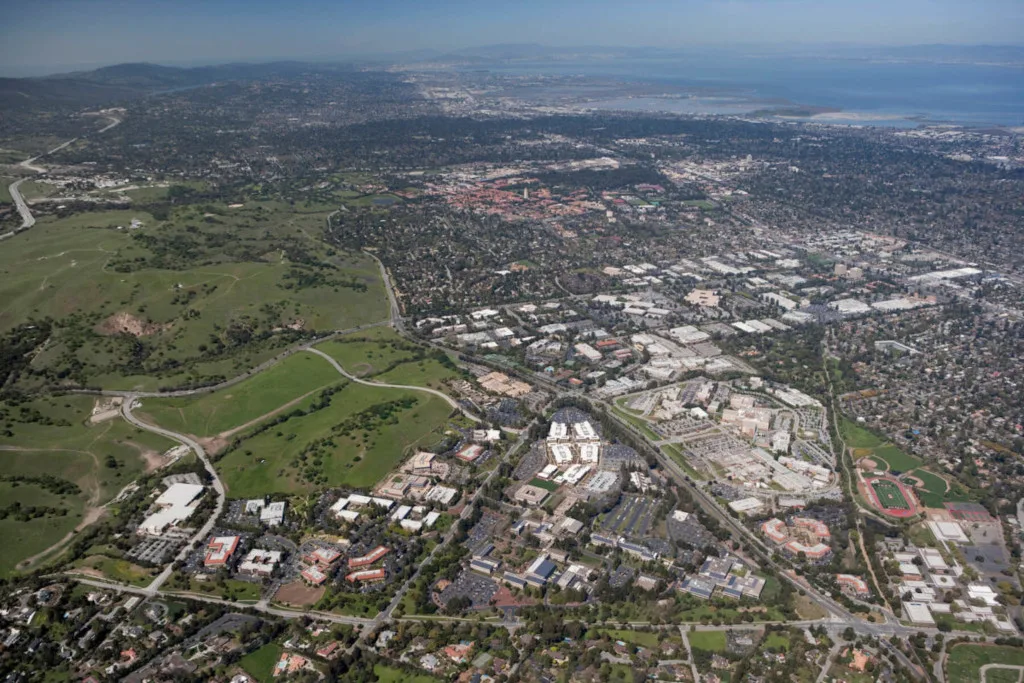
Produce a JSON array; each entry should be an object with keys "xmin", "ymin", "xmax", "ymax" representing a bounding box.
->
[
  {"xmin": 437, "ymin": 570, "xmax": 498, "ymax": 610},
  {"xmin": 603, "ymin": 495, "xmax": 656, "ymax": 538}
]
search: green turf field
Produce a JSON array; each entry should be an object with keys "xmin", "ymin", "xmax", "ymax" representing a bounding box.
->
[
  {"xmin": 947, "ymin": 645, "xmax": 1024, "ymax": 683},
  {"xmin": 138, "ymin": 352, "xmax": 341, "ymax": 437},
  {"xmin": 0, "ymin": 201, "xmax": 388, "ymax": 391},
  {"xmin": 870, "ymin": 480, "xmax": 910, "ymax": 510},
  {"xmin": 215, "ymin": 382, "xmax": 454, "ymax": 497}
]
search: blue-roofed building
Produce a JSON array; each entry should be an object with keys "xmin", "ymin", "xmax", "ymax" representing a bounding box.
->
[
  {"xmin": 681, "ymin": 576, "xmax": 715, "ymax": 600},
  {"xmin": 699, "ymin": 557, "xmax": 734, "ymax": 584},
  {"xmin": 533, "ymin": 560, "xmax": 557, "ymax": 579},
  {"xmin": 723, "ymin": 574, "xmax": 765, "ymax": 600},
  {"xmin": 502, "ymin": 572, "xmax": 527, "ymax": 589}
]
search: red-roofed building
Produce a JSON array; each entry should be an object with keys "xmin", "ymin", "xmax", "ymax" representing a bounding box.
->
[
  {"xmin": 345, "ymin": 568, "xmax": 386, "ymax": 583},
  {"xmin": 348, "ymin": 545, "xmax": 389, "ymax": 568},
  {"xmin": 304, "ymin": 547, "xmax": 341, "ymax": 566},
  {"xmin": 444, "ymin": 641, "xmax": 474, "ymax": 663},
  {"xmin": 301, "ymin": 565, "xmax": 328, "ymax": 585},
  {"xmin": 204, "ymin": 536, "xmax": 240, "ymax": 567}
]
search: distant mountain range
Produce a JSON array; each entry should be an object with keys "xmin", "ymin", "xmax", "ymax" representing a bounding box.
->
[
  {"xmin": 0, "ymin": 61, "xmax": 354, "ymax": 111},
  {"xmin": 1, "ymin": 44, "xmax": 1020, "ymax": 112}
]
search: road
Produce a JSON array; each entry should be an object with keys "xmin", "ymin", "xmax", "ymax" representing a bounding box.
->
[
  {"xmin": 68, "ymin": 576, "xmax": 374, "ymax": 626},
  {"xmin": 305, "ymin": 346, "xmax": 480, "ymax": 423},
  {"xmin": 120, "ymin": 396, "xmax": 225, "ymax": 596},
  {"xmin": 76, "ymin": 321, "xmax": 387, "ymax": 400},
  {"xmin": 981, "ymin": 664, "xmax": 1024, "ymax": 683},
  {"xmin": 2, "ymin": 114, "xmax": 120, "ymax": 241},
  {"xmin": 361, "ymin": 248, "xmax": 405, "ymax": 332}
]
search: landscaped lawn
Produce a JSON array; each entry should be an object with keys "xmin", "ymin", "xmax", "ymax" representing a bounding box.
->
[
  {"xmin": 687, "ymin": 630, "xmax": 727, "ymax": 652},
  {"xmin": 241, "ymin": 643, "xmax": 283, "ymax": 683},
  {"xmin": 373, "ymin": 664, "xmax": 442, "ymax": 683},
  {"xmin": 140, "ymin": 352, "xmax": 340, "ymax": 437}
]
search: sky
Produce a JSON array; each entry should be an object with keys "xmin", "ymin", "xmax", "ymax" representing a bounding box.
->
[{"xmin": 1, "ymin": 0, "xmax": 1023, "ymax": 76}]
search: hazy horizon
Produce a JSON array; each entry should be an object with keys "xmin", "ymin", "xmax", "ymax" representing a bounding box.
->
[{"xmin": 2, "ymin": 0, "xmax": 1023, "ymax": 77}]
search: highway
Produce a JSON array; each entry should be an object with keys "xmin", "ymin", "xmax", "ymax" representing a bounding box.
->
[{"xmin": 2, "ymin": 114, "xmax": 120, "ymax": 241}]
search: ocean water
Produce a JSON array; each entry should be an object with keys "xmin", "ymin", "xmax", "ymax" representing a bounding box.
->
[{"xmin": 471, "ymin": 56, "xmax": 1024, "ymax": 127}]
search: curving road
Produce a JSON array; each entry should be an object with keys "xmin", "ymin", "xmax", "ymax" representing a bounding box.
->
[
  {"xmin": 305, "ymin": 346, "xmax": 480, "ymax": 423},
  {"xmin": 120, "ymin": 396, "xmax": 225, "ymax": 595}
]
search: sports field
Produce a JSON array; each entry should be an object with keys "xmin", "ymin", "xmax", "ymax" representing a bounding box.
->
[
  {"xmin": 870, "ymin": 479, "xmax": 909, "ymax": 509},
  {"xmin": 864, "ymin": 477, "xmax": 917, "ymax": 518}
]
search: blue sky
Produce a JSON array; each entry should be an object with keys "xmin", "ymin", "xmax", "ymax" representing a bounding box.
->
[{"xmin": 1, "ymin": 0, "xmax": 1022, "ymax": 75}]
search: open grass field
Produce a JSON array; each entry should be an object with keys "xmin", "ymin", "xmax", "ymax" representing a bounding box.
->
[
  {"xmin": 215, "ymin": 381, "xmax": 454, "ymax": 497},
  {"xmin": 687, "ymin": 629, "xmax": 727, "ymax": 652},
  {"xmin": 0, "ymin": 201, "xmax": 388, "ymax": 391},
  {"xmin": 74, "ymin": 555, "xmax": 156, "ymax": 586},
  {"xmin": 178, "ymin": 576, "xmax": 262, "ymax": 602},
  {"xmin": 839, "ymin": 418, "xmax": 884, "ymax": 449},
  {"xmin": 587, "ymin": 629, "xmax": 666, "ymax": 648},
  {"xmin": 241, "ymin": 642, "xmax": 283, "ymax": 683},
  {"xmin": 872, "ymin": 444, "xmax": 921, "ymax": 473},
  {"xmin": 138, "ymin": 352, "xmax": 341, "ymax": 438},
  {"xmin": 763, "ymin": 631, "xmax": 792, "ymax": 651},
  {"xmin": 0, "ymin": 395, "xmax": 175, "ymax": 576},
  {"xmin": 316, "ymin": 327, "xmax": 418, "ymax": 374},
  {"xmin": 374, "ymin": 358, "xmax": 460, "ymax": 390},
  {"xmin": 317, "ymin": 328, "xmax": 462, "ymax": 389},
  {"xmin": 947, "ymin": 644, "xmax": 1024, "ymax": 683},
  {"xmin": 373, "ymin": 664, "xmax": 442, "ymax": 683}
]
